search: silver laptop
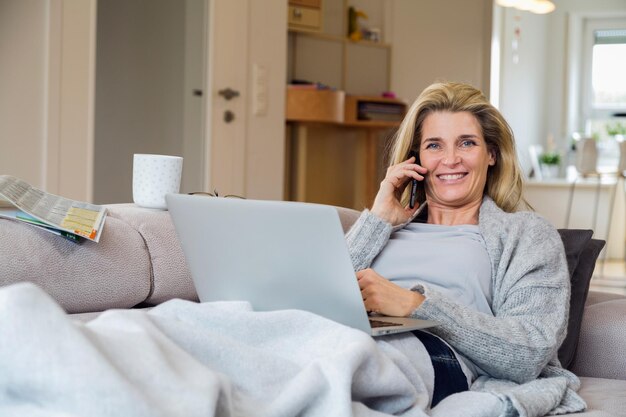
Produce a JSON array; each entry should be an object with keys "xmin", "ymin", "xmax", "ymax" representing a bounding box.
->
[{"xmin": 166, "ymin": 194, "xmax": 437, "ymax": 336}]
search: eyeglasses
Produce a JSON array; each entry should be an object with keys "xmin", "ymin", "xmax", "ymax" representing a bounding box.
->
[{"xmin": 188, "ymin": 190, "xmax": 245, "ymax": 199}]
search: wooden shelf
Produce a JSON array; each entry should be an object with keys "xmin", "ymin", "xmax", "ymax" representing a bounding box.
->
[
  {"xmin": 285, "ymin": 90, "xmax": 405, "ymax": 128},
  {"xmin": 289, "ymin": 0, "xmax": 321, "ymax": 8},
  {"xmin": 288, "ymin": 28, "xmax": 391, "ymax": 49},
  {"xmin": 341, "ymin": 121, "xmax": 401, "ymax": 128},
  {"xmin": 285, "ymin": 2, "xmax": 398, "ymax": 209}
]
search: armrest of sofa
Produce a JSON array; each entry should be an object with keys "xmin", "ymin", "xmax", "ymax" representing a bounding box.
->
[
  {"xmin": 0, "ymin": 203, "xmax": 198, "ymax": 314},
  {"xmin": 0, "ymin": 215, "xmax": 152, "ymax": 313},
  {"xmin": 570, "ymin": 293, "xmax": 626, "ymax": 380}
]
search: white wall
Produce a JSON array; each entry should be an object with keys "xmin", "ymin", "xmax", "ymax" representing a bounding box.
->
[
  {"xmin": 496, "ymin": 6, "xmax": 549, "ymax": 174},
  {"xmin": 0, "ymin": 0, "xmax": 96, "ymax": 201},
  {"xmin": 388, "ymin": 0, "xmax": 493, "ymax": 103},
  {"xmin": 0, "ymin": 0, "xmax": 46, "ymax": 188}
]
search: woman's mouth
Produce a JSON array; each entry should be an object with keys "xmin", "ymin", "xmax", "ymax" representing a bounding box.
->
[{"xmin": 437, "ymin": 173, "xmax": 467, "ymax": 180}]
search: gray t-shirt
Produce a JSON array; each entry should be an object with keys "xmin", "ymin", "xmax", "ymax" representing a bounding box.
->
[
  {"xmin": 370, "ymin": 222, "xmax": 493, "ymax": 316},
  {"xmin": 370, "ymin": 222, "xmax": 493, "ymax": 381}
]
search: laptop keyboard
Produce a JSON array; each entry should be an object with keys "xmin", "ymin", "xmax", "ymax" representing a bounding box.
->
[{"xmin": 369, "ymin": 319, "xmax": 398, "ymax": 328}]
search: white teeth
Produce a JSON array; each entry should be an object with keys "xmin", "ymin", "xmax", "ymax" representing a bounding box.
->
[{"xmin": 439, "ymin": 174, "xmax": 465, "ymax": 180}]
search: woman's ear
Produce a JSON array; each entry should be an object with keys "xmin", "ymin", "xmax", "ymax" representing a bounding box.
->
[{"xmin": 488, "ymin": 148, "xmax": 496, "ymax": 166}]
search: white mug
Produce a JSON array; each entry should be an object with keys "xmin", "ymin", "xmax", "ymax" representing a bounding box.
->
[{"xmin": 132, "ymin": 154, "xmax": 183, "ymax": 209}]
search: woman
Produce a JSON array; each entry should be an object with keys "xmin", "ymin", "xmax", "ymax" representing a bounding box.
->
[{"xmin": 346, "ymin": 82, "xmax": 584, "ymax": 411}]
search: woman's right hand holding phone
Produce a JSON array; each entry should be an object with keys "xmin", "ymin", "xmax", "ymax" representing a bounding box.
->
[{"xmin": 371, "ymin": 156, "xmax": 427, "ymax": 226}]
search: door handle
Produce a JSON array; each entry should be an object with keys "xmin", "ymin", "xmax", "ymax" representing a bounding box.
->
[{"xmin": 218, "ymin": 88, "xmax": 240, "ymax": 100}]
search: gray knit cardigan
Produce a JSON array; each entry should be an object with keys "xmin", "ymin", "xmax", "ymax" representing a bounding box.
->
[{"xmin": 345, "ymin": 196, "xmax": 586, "ymax": 415}]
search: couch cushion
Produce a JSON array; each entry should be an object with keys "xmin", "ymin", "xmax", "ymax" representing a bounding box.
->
[
  {"xmin": 585, "ymin": 290, "xmax": 625, "ymax": 306},
  {"xmin": 558, "ymin": 230, "xmax": 593, "ymax": 276},
  {"xmin": 570, "ymin": 298, "xmax": 626, "ymax": 380},
  {"xmin": 0, "ymin": 216, "xmax": 151, "ymax": 313},
  {"xmin": 105, "ymin": 204, "xmax": 198, "ymax": 304},
  {"xmin": 576, "ymin": 376, "xmax": 626, "ymax": 416},
  {"xmin": 557, "ymin": 229, "xmax": 605, "ymax": 369}
]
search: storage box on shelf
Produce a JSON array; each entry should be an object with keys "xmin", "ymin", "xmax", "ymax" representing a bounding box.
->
[
  {"xmin": 344, "ymin": 95, "xmax": 407, "ymax": 127},
  {"xmin": 288, "ymin": 0, "xmax": 322, "ymax": 32},
  {"xmin": 285, "ymin": 88, "xmax": 344, "ymax": 123}
]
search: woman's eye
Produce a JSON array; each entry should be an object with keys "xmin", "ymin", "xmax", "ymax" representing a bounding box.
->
[
  {"xmin": 460, "ymin": 140, "xmax": 476, "ymax": 147},
  {"xmin": 425, "ymin": 143, "xmax": 440, "ymax": 150}
]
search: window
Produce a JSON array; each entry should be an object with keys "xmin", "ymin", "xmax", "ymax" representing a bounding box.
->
[
  {"xmin": 582, "ymin": 19, "xmax": 626, "ymax": 168},
  {"xmin": 591, "ymin": 31, "xmax": 626, "ymax": 111}
]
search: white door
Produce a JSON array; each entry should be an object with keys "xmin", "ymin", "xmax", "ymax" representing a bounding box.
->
[
  {"xmin": 205, "ymin": 0, "xmax": 287, "ymax": 200},
  {"xmin": 184, "ymin": 0, "xmax": 252, "ymax": 197},
  {"xmin": 205, "ymin": 0, "xmax": 249, "ymax": 197}
]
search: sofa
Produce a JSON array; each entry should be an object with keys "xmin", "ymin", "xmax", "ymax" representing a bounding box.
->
[{"xmin": 0, "ymin": 202, "xmax": 625, "ymax": 416}]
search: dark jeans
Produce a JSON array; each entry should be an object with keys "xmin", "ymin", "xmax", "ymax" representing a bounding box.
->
[{"xmin": 412, "ymin": 330, "xmax": 469, "ymax": 407}]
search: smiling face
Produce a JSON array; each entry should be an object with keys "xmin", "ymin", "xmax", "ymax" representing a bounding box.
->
[{"xmin": 419, "ymin": 111, "xmax": 496, "ymax": 211}]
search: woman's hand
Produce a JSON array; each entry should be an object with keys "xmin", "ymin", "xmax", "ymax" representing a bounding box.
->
[
  {"xmin": 370, "ymin": 156, "xmax": 427, "ymax": 226},
  {"xmin": 356, "ymin": 268, "xmax": 424, "ymax": 317}
]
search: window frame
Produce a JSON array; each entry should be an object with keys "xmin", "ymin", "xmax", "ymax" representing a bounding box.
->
[{"xmin": 581, "ymin": 17, "xmax": 626, "ymax": 124}]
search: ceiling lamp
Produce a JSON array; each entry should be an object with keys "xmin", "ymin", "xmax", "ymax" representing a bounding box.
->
[{"xmin": 495, "ymin": 0, "xmax": 555, "ymax": 14}]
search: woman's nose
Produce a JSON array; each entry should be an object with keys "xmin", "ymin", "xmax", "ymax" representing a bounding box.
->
[{"xmin": 442, "ymin": 149, "xmax": 461, "ymax": 165}]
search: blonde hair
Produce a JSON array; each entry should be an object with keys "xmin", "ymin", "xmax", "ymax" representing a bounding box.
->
[{"xmin": 389, "ymin": 82, "xmax": 528, "ymax": 213}]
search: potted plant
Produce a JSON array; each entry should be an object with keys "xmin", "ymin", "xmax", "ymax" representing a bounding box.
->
[
  {"xmin": 539, "ymin": 152, "xmax": 561, "ymax": 178},
  {"xmin": 606, "ymin": 121, "xmax": 626, "ymax": 141}
]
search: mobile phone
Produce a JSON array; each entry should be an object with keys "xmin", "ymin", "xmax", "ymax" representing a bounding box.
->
[
  {"xmin": 409, "ymin": 179, "xmax": 418, "ymax": 209},
  {"xmin": 408, "ymin": 151, "xmax": 420, "ymax": 209}
]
